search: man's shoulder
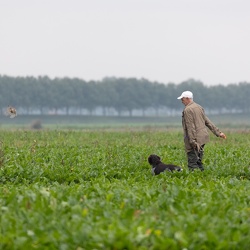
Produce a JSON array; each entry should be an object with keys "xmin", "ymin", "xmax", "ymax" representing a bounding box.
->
[
  {"xmin": 185, "ymin": 101, "xmax": 196, "ymax": 108},
  {"xmin": 188, "ymin": 101, "xmax": 202, "ymax": 108},
  {"xmin": 184, "ymin": 102, "xmax": 203, "ymax": 112}
]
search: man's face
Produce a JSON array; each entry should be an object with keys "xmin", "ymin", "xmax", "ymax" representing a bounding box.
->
[{"xmin": 181, "ymin": 97, "xmax": 191, "ymax": 106}]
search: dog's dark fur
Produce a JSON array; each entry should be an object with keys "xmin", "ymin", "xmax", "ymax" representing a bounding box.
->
[{"xmin": 148, "ymin": 154, "xmax": 182, "ymax": 175}]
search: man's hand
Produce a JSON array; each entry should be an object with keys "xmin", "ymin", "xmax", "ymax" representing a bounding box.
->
[
  {"xmin": 219, "ymin": 132, "xmax": 227, "ymax": 139},
  {"xmin": 192, "ymin": 141, "xmax": 200, "ymax": 152}
]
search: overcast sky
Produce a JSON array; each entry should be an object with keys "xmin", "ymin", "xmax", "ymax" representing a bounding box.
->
[{"xmin": 1, "ymin": 0, "xmax": 250, "ymax": 85}]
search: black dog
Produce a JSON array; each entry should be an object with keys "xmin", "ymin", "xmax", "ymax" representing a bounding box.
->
[{"xmin": 148, "ymin": 154, "xmax": 182, "ymax": 175}]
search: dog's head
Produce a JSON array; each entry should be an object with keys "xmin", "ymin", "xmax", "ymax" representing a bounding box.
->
[{"xmin": 148, "ymin": 154, "xmax": 161, "ymax": 166}]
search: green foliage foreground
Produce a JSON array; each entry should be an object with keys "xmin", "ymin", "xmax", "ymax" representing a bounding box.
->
[{"xmin": 0, "ymin": 130, "xmax": 250, "ymax": 250}]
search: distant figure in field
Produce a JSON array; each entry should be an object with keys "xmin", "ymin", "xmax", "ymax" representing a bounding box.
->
[{"xmin": 177, "ymin": 91, "xmax": 227, "ymax": 171}]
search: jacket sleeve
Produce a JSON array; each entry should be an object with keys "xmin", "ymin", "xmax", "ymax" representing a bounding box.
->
[{"xmin": 204, "ymin": 115, "xmax": 221, "ymax": 136}]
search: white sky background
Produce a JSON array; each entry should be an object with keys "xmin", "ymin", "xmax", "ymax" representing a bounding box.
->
[{"xmin": 0, "ymin": 0, "xmax": 250, "ymax": 85}]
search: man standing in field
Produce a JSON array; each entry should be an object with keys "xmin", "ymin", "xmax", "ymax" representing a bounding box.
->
[{"xmin": 177, "ymin": 91, "xmax": 227, "ymax": 171}]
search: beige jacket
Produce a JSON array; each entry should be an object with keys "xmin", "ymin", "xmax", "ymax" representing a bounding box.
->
[{"xmin": 182, "ymin": 101, "xmax": 221, "ymax": 152}]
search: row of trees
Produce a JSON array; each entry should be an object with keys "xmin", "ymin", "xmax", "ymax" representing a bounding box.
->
[{"xmin": 0, "ymin": 75, "xmax": 249, "ymax": 116}]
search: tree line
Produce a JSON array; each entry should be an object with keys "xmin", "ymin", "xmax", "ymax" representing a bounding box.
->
[{"xmin": 0, "ymin": 75, "xmax": 249, "ymax": 116}]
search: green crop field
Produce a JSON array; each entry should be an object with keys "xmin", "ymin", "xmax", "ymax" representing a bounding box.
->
[{"xmin": 0, "ymin": 129, "xmax": 250, "ymax": 249}]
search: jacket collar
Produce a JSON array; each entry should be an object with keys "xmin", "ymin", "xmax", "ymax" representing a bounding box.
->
[{"xmin": 185, "ymin": 100, "xmax": 194, "ymax": 107}]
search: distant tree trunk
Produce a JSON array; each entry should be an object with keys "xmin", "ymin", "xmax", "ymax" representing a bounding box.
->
[
  {"xmin": 102, "ymin": 106, "xmax": 107, "ymax": 116},
  {"xmin": 66, "ymin": 107, "xmax": 69, "ymax": 115}
]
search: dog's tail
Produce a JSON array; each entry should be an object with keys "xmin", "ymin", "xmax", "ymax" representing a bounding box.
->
[
  {"xmin": 173, "ymin": 166, "xmax": 182, "ymax": 172},
  {"xmin": 169, "ymin": 165, "xmax": 182, "ymax": 172}
]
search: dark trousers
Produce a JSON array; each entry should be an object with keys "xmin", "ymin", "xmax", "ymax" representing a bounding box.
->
[{"xmin": 187, "ymin": 145, "xmax": 205, "ymax": 171}]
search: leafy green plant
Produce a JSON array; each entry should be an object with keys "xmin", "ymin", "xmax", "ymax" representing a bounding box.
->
[{"xmin": 0, "ymin": 129, "xmax": 250, "ymax": 249}]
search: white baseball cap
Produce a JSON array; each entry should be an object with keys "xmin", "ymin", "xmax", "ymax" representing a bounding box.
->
[{"xmin": 177, "ymin": 91, "xmax": 193, "ymax": 99}]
